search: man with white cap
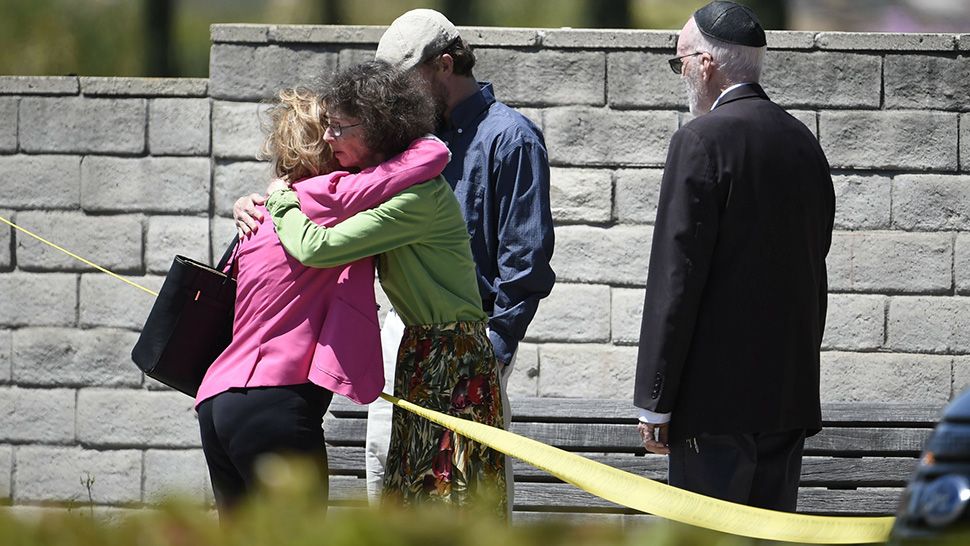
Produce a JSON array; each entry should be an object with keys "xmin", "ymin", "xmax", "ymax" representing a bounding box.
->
[
  {"xmin": 366, "ymin": 9, "xmax": 555, "ymax": 507},
  {"xmin": 633, "ymin": 1, "xmax": 834, "ymax": 511}
]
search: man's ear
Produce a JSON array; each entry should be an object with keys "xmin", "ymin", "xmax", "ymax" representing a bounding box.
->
[
  {"xmin": 700, "ymin": 53, "xmax": 714, "ymax": 81},
  {"xmin": 438, "ymin": 53, "xmax": 455, "ymax": 76}
]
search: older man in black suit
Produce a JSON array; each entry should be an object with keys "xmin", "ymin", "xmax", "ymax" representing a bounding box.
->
[{"xmin": 633, "ymin": 1, "xmax": 835, "ymax": 511}]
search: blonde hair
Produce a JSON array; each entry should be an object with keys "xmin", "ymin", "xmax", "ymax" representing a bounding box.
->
[{"xmin": 259, "ymin": 87, "xmax": 335, "ymax": 181}]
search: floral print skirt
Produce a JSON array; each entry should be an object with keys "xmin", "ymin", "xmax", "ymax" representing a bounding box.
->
[{"xmin": 382, "ymin": 320, "xmax": 507, "ymax": 516}]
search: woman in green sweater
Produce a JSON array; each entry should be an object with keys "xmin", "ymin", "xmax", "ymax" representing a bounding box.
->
[{"xmin": 265, "ymin": 62, "xmax": 506, "ymax": 515}]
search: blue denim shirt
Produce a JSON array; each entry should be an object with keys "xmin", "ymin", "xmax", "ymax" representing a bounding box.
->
[{"xmin": 436, "ymin": 82, "xmax": 555, "ymax": 365}]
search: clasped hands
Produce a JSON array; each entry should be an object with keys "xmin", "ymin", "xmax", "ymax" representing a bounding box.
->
[
  {"xmin": 232, "ymin": 177, "xmax": 290, "ymax": 238},
  {"xmin": 637, "ymin": 421, "xmax": 670, "ymax": 455}
]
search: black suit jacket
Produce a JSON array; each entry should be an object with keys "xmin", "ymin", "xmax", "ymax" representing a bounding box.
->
[{"xmin": 634, "ymin": 84, "xmax": 835, "ymax": 441}]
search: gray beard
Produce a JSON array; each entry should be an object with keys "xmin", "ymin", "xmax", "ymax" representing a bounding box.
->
[{"xmin": 684, "ymin": 71, "xmax": 714, "ymax": 116}]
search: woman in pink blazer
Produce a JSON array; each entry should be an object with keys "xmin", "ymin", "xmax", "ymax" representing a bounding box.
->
[{"xmin": 195, "ymin": 85, "xmax": 444, "ymax": 517}]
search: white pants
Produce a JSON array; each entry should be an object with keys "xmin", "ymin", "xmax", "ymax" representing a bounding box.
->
[{"xmin": 364, "ymin": 309, "xmax": 515, "ymax": 513}]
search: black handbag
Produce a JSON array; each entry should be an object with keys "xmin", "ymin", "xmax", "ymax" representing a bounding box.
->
[{"xmin": 131, "ymin": 237, "xmax": 239, "ymax": 397}]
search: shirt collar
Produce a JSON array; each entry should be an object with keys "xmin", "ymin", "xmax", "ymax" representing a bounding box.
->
[
  {"xmin": 711, "ymin": 82, "xmax": 755, "ymax": 111},
  {"xmin": 444, "ymin": 82, "xmax": 496, "ymax": 132}
]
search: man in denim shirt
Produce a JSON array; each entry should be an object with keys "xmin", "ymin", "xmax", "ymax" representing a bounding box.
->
[{"xmin": 367, "ymin": 9, "xmax": 555, "ymax": 506}]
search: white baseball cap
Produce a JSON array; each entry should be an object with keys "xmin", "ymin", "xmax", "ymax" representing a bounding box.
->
[{"xmin": 375, "ymin": 9, "xmax": 461, "ymax": 71}]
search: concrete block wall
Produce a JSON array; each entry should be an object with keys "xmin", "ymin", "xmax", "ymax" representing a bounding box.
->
[
  {"xmin": 2, "ymin": 24, "xmax": 970, "ymax": 509},
  {"xmin": 0, "ymin": 76, "xmax": 214, "ymax": 509}
]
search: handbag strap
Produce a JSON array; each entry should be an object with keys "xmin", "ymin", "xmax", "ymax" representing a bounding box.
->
[{"xmin": 215, "ymin": 235, "xmax": 240, "ymax": 279}]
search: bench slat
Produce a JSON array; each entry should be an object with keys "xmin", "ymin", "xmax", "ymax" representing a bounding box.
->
[
  {"xmin": 324, "ymin": 418, "xmax": 930, "ymax": 455},
  {"xmin": 325, "ymin": 446, "xmax": 916, "ymax": 486},
  {"xmin": 328, "ymin": 398, "xmax": 942, "ymax": 425}
]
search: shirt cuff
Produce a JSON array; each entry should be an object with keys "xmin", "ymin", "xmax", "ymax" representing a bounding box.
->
[
  {"xmin": 488, "ymin": 329, "xmax": 518, "ymax": 367},
  {"xmin": 637, "ymin": 408, "xmax": 671, "ymax": 424}
]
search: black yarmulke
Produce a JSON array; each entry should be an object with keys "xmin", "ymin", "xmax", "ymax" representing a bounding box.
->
[{"xmin": 693, "ymin": 1, "xmax": 767, "ymax": 47}]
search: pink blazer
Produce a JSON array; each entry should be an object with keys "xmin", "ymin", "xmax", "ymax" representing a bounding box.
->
[{"xmin": 195, "ymin": 138, "xmax": 450, "ymax": 407}]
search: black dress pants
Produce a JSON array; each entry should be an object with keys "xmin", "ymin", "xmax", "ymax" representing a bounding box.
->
[
  {"xmin": 667, "ymin": 428, "xmax": 806, "ymax": 512},
  {"xmin": 198, "ymin": 383, "xmax": 334, "ymax": 516}
]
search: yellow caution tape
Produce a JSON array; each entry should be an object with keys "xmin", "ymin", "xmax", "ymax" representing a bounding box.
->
[
  {"xmin": 381, "ymin": 393, "xmax": 895, "ymax": 544},
  {"xmin": 0, "ymin": 213, "xmax": 898, "ymax": 543},
  {"xmin": 0, "ymin": 214, "xmax": 159, "ymax": 297}
]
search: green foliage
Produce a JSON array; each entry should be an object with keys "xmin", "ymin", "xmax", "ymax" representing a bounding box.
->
[
  {"xmin": 0, "ymin": 0, "xmax": 143, "ymax": 76},
  {"xmin": 2, "ymin": 456, "xmax": 970, "ymax": 546}
]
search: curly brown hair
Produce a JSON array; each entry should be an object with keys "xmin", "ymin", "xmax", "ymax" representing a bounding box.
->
[
  {"xmin": 258, "ymin": 87, "xmax": 336, "ymax": 181},
  {"xmin": 322, "ymin": 61, "xmax": 436, "ymax": 160}
]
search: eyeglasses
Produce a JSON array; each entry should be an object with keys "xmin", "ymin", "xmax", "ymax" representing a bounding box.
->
[
  {"xmin": 326, "ymin": 122, "xmax": 362, "ymax": 138},
  {"xmin": 668, "ymin": 52, "xmax": 706, "ymax": 74}
]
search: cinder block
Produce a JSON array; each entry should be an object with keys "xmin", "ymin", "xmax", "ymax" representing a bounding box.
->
[
  {"xmin": 614, "ymin": 169, "xmax": 663, "ymax": 224},
  {"xmin": 549, "ymin": 167, "xmax": 611, "ymax": 224},
  {"xmin": 820, "ymin": 111, "xmax": 958, "ymax": 171},
  {"xmin": 832, "ymin": 174, "xmax": 891, "ymax": 230},
  {"xmin": 0, "ymin": 273, "xmax": 77, "ymax": 327},
  {"xmin": 816, "ymin": 32, "xmax": 955, "ymax": 51},
  {"xmin": 551, "ymin": 225, "xmax": 651, "ymax": 286},
  {"xmin": 14, "ymin": 211, "xmax": 142, "ymax": 272},
  {"xmin": 461, "ymin": 26, "xmax": 540, "ymax": 47},
  {"xmin": 269, "ymin": 25, "xmax": 385, "ymax": 44},
  {"xmin": 12, "ymin": 327, "xmax": 142, "ymax": 387},
  {"xmin": 885, "ymin": 55, "xmax": 970, "ymax": 110},
  {"xmin": 149, "ymin": 98, "xmax": 211, "ymax": 156},
  {"xmin": 888, "ymin": 297, "xmax": 970, "ymax": 353},
  {"xmin": 544, "ymin": 107, "xmax": 678, "ymax": 167},
  {"xmin": 143, "ymin": 449, "xmax": 211, "ymax": 503},
  {"xmin": 826, "ymin": 232, "xmax": 952, "ymax": 294},
  {"xmin": 76, "ymin": 389, "xmax": 201, "ymax": 448},
  {"xmin": 608, "ymin": 52, "xmax": 683, "ymax": 109},
  {"xmin": 0, "ymin": 330, "xmax": 10, "ymax": 384},
  {"xmin": 892, "ymin": 174, "xmax": 970, "ymax": 230},
  {"xmin": 81, "ymin": 156, "xmax": 210, "ymax": 213},
  {"xmin": 0, "ymin": 155, "xmax": 81, "ymax": 209},
  {"xmin": 540, "ymin": 29, "xmax": 675, "ymax": 49},
  {"xmin": 820, "ymin": 352, "xmax": 951, "ymax": 404},
  {"xmin": 537, "ymin": 343, "xmax": 638, "ymax": 398},
  {"xmin": 212, "ymin": 102, "xmax": 265, "ymax": 160},
  {"xmin": 80, "ymin": 77, "xmax": 207, "ymax": 97},
  {"xmin": 763, "ymin": 52, "xmax": 881, "ymax": 109},
  {"xmin": 525, "ymin": 283, "xmax": 611, "ymax": 343},
  {"xmin": 611, "ymin": 287, "xmax": 645, "ymax": 345},
  {"xmin": 821, "ymin": 294, "xmax": 886, "ymax": 351},
  {"xmin": 210, "ymin": 44, "xmax": 339, "ymax": 101},
  {"xmin": 0, "ymin": 445, "xmax": 10, "ymax": 500},
  {"xmin": 79, "ymin": 275, "xmax": 165, "ymax": 330},
  {"xmin": 765, "ymin": 30, "xmax": 816, "ymax": 50},
  {"xmin": 0, "ymin": 76, "xmax": 78, "ymax": 95},
  {"xmin": 210, "ymin": 24, "xmax": 269, "ymax": 44},
  {"xmin": 0, "ymin": 387, "xmax": 75, "ymax": 443},
  {"xmin": 506, "ymin": 342, "xmax": 538, "ymax": 398},
  {"xmin": 146, "ymin": 216, "xmax": 210, "ymax": 274},
  {"xmin": 0, "ymin": 98, "xmax": 16, "ymax": 152},
  {"xmin": 19, "ymin": 97, "xmax": 145, "ymax": 154},
  {"xmin": 955, "ymin": 234, "xmax": 970, "ymax": 295},
  {"xmin": 13, "ymin": 446, "xmax": 141, "ymax": 504},
  {"xmin": 213, "ymin": 161, "xmax": 271, "ymax": 216},
  {"xmin": 474, "ymin": 50, "xmax": 605, "ymax": 107}
]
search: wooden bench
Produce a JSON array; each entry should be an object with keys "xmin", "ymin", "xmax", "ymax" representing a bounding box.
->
[{"xmin": 324, "ymin": 398, "xmax": 941, "ymax": 523}]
